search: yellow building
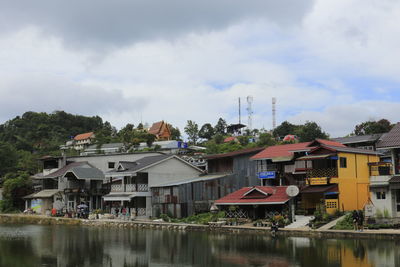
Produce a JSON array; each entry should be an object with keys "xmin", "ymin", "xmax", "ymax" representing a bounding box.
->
[{"xmin": 298, "ymin": 145, "xmax": 380, "ymax": 213}]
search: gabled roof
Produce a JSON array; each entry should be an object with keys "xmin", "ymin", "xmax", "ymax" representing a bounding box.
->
[
  {"xmin": 250, "ymin": 142, "xmax": 311, "ymax": 160},
  {"xmin": 23, "ymin": 189, "xmax": 61, "ymax": 199},
  {"xmin": 215, "ymin": 186, "xmax": 291, "ymax": 205},
  {"xmin": 318, "ymin": 145, "xmax": 381, "ymax": 156},
  {"xmin": 204, "ymin": 147, "xmax": 264, "ymax": 160},
  {"xmin": 64, "ymin": 166, "xmax": 104, "ymax": 180},
  {"xmin": 107, "ymin": 154, "xmax": 203, "ymax": 176},
  {"xmin": 332, "ymin": 134, "xmax": 383, "ymax": 145},
  {"xmin": 74, "ymin": 132, "xmax": 95, "ymax": 141},
  {"xmin": 376, "ymin": 122, "xmax": 400, "ymax": 149},
  {"xmin": 309, "ymin": 139, "xmax": 346, "ymax": 147},
  {"xmin": 35, "ymin": 162, "xmax": 89, "ymax": 179},
  {"xmin": 148, "ymin": 121, "xmax": 170, "ymax": 136}
]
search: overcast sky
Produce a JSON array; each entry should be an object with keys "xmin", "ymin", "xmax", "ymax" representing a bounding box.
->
[{"xmin": 1, "ymin": 0, "xmax": 399, "ymax": 138}]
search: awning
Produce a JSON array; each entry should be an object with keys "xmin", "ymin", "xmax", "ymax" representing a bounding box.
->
[
  {"xmin": 271, "ymin": 156, "xmax": 293, "ymax": 162},
  {"xmin": 102, "ymin": 193, "xmax": 135, "ymax": 201},
  {"xmin": 23, "ymin": 189, "xmax": 61, "ymax": 199},
  {"xmin": 301, "ymin": 185, "xmax": 338, "ymax": 194},
  {"xmin": 297, "ymin": 154, "xmax": 336, "ymax": 161}
]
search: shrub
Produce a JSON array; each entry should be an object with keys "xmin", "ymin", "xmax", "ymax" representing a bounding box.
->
[
  {"xmin": 376, "ymin": 209, "xmax": 383, "ymax": 219},
  {"xmin": 383, "ymin": 208, "xmax": 390, "ymax": 218},
  {"xmin": 333, "ymin": 213, "xmax": 354, "ymax": 230}
]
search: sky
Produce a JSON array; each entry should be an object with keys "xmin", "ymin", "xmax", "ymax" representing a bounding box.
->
[{"xmin": 1, "ymin": 0, "xmax": 400, "ymax": 138}]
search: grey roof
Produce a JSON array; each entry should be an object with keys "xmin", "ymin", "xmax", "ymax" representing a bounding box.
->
[
  {"xmin": 35, "ymin": 162, "xmax": 88, "ymax": 179},
  {"xmin": 65, "ymin": 167, "xmax": 105, "ymax": 180},
  {"xmin": 376, "ymin": 123, "xmax": 400, "ymax": 149},
  {"xmin": 332, "ymin": 134, "xmax": 383, "ymax": 145},
  {"xmin": 323, "ymin": 145, "xmax": 382, "ymax": 156},
  {"xmin": 151, "ymin": 173, "xmax": 230, "ymax": 187},
  {"xmin": 110, "ymin": 154, "xmax": 173, "ymax": 174},
  {"xmin": 23, "ymin": 189, "xmax": 61, "ymax": 199}
]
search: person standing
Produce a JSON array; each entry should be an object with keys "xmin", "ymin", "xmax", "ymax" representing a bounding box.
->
[{"xmin": 352, "ymin": 210, "xmax": 359, "ymax": 231}]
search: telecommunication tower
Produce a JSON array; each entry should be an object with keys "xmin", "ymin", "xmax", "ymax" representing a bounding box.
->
[
  {"xmin": 246, "ymin": 96, "xmax": 253, "ymax": 132},
  {"xmin": 272, "ymin": 97, "xmax": 277, "ymax": 129}
]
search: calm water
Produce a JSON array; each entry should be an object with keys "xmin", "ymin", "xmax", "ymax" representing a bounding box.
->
[{"xmin": 0, "ymin": 224, "xmax": 398, "ymax": 267}]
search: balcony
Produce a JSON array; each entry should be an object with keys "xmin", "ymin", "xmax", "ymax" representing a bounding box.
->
[
  {"xmin": 369, "ymin": 162, "xmax": 393, "ymax": 176},
  {"xmin": 306, "ymin": 168, "xmax": 338, "ymax": 185},
  {"xmin": 111, "ymin": 183, "xmax": 149, "ymax": 192},
  {"xmin": 306, "ymin": 168, "xmax": 338, "ymax": 178}
]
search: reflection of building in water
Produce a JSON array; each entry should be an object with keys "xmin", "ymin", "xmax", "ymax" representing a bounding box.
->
[{"xmin": 326, "ymin": 240, "xmax": 373, "ymax": 267}]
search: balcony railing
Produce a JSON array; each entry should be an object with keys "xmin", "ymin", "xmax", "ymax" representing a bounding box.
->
[
  {"xmin": 306, "ymin": 168, "xmax": 338, "ymax": 178},
  {"xmin": 369, "ymin": 162, "xmax": 393, "ymax": 176},
  {"xmin": 111, "ymin": 184, "xmax": 149, "ymax": 192}
]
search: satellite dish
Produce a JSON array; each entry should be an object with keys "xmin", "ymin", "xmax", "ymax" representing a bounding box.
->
[{"xmin": 286, "ymin": 185, "xmax": 299, "ymax": 197}]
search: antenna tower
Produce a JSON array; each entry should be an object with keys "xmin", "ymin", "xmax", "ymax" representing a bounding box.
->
[
  {"xmin": 246, "ymin": 96, "xmax": 253, "ymax": 132},
  {"xmin": 272, "ymin": 97, "xmax": 277, "ymax": 129},
  {"xmin": 238, "ymin": 97, "xmax": 241, "ymax": 124}
]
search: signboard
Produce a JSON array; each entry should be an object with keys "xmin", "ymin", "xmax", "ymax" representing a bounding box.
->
[
  {"xmin": 308, "ymin": 177, "xmax": 328, "ymax": 185},
  {"xmin": 258, "ymin": 171, "xmax": 276, "ymax": 179}
]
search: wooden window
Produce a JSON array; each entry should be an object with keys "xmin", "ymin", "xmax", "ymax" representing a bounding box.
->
[
  {"xmin": 339, "ymin": 157, "xmax": 347, "ymax": 168},
  {"xmin": 376, "ymin": 191, "xmax": 386, "ymax": 200}
]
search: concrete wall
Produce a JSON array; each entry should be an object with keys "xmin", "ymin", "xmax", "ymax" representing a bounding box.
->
[
  {"xmin": 68, "ymin": 152, "xmax": 162, "ymax": 173},
  {"xmin": 370, "ymin": 187, "xmax": 393, "ymax": 217},
  {"xmin": 146, "ymin": 157, "xmax": 202, "ymax": 187}
]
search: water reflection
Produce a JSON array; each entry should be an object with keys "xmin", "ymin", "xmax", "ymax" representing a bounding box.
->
[{"xmin": 0, "ymin": 224, "xmax": 398, "ymax": 267}]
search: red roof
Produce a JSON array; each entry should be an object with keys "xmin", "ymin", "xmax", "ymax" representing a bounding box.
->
[
  {"xmin": 74, "ymin": 132, "xmax": 94, "ymax": 141},
  {"xmin": 251, "ymin": 139, "xmax": 346, "ymax": 160},
  {"xmin": 215, "ymin": 186, "xmax": 291, "ymax": 205},
  {"xmin": 224, "ymin": 136, "xmax": 237, "ymax": 143},
  {"xmin": 314, "ymin": 139, "xmax": 346, "ymax": 147},
  {"xmin": 251, "ymin": 142, "xmax": 311, "ymax": 160},
  {"xmin": 204, "ymin": 147, "xmax": 264, "ymax": 160}
]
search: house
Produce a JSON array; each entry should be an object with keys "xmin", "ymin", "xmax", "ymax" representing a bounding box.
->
[
  {"xmin": 148, "ymin": 121, "xmax": 171, "ymax": 141},
  {"xmin": 251, "ymin": 139, "xmax": 380, "ymax": 214},
  {"xmin": 103, "ymin": 154, "xmax": 204, "ymax": 218},
  {"xmin": 27, "ymin": 159, "xmax": 105, "ymax": 214},
  {"xmin": 215, "ymin": 186, "xmax": 292, "ymax": 219},
  {"xmin": 369, "ymin": 123, "xmax": 400, "ymax": 217},
  {"xmin": 151, "ymin": 147, "xmax": 264, "ymax": 218},
  {"xmin": 73, "ymin": 132, "xmax": 95, "ymax": 151}
]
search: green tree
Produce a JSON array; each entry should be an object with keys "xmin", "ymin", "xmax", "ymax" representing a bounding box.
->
[
  {"xmin": 273, "ymin": 121, "xmax": 298, "ymax": 138},
  {"xmin": 354, "ymin": 119, "xmax": 393, "ymax": 135},
  {"xmin": 213, "ymin": 134, "xmax": 225, "ymax": 144},
  {"xmin": 0, "ymin": 142, "xmax": 18, "ymax": 177},
  {"xmin": 214, "ymin": 118, "xmax": 227, "ymax": 135},
  {"xmin": 199, "ymin": 123, "xmax": 215, "ymax": 140},
  {"xmin": 237, "ymin": 136, "xmax": 249, "ymax": 146},
  {"xmin": 184, "ymin": 120, "xmax": 199, "ymax": 145},
  {"xmin": 1, "ymin": 172, "xmax": 31, "ymax": 212},
  {"xmin": 257, "ymin": 133, "xmax": 276, "ymax": 146},
  {"xmin": 168, "ymin": 124, "xmax": 182, "ymax": 141},
  {"xmin": 296, "ymin": 121, "xmax": 329, "ymax": 142}
]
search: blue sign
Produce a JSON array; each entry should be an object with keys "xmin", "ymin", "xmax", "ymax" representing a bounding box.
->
[{"xmin": 258, "ymin": 171, "xmax": 276, "ymax": 179}]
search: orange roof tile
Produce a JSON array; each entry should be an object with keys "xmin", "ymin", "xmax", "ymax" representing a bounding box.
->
[
  {"xmin": 148, "ymin": 121, "xmax": 164, "ymax": 135},
  {"xmin": 74, "ymin": 132, "xmax": 94, "ymax": 141}
]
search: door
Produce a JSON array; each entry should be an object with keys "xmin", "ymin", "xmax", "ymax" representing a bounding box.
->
[{"xmin": 395, "ymin": 189, "xmax": 400, "ymax": 217}]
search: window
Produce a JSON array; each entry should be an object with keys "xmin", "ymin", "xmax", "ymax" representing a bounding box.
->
[
  {"xmin": 376, "ymin": 191, "xmax": 386, "ymax": 200},
  {"xmin": 108, "ymin": 162, "xmax": 115, "ymax": 169},
  {"xmin": 339, "ymin": 157, "xmax": 347, "ymax": 168}
]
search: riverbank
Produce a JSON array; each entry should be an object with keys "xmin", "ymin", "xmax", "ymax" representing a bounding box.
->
[{"xmin": 1, "ymin": 213, "xmax": 400, "ymax": 239}]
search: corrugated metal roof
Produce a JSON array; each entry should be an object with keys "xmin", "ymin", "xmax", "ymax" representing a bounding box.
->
[
  {"xmin": 215, "ymin": 186, "xmax": 291, "ymax": 205},
  {"xmin": 250, "ymin": 142, "xmax": 311, "ymax": 160},
  {"xmin": 376, "ymin": 123, "xmax": 400, "ymax": 149},
  {"xmin": 23, "ymin": 189, "xmax": 61, "ymax": 199},
  {"xmin": 332, "ymin": 134, "xmax": 383, "ymax": 145},
  {"xmin": 322, "ymin": 145, "xmax": 382, "ymax": 155},
  {"xmin": 65, "ymin": 167, "xmax": 104, "ymax": 180},
  {"xmin": 40, "ymin": 162, "xmax": 88, "ymax": 179},
  {"xmin": 150, "ymin": 173, "xmax": 229, "ymax": 187},
  {"xmin": 204, "ymin": 147, "xmax": 265, "ymax": 160}
]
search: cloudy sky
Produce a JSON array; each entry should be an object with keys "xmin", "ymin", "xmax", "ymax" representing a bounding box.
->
[{"xmin": 1, "ymin": 0, "xmax": 399, "ymax": 137}]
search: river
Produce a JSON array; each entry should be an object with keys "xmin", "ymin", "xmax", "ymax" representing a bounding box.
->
[{"xmin": 0, "ymin": 223, "xmax": 397, "ymax": 267}]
